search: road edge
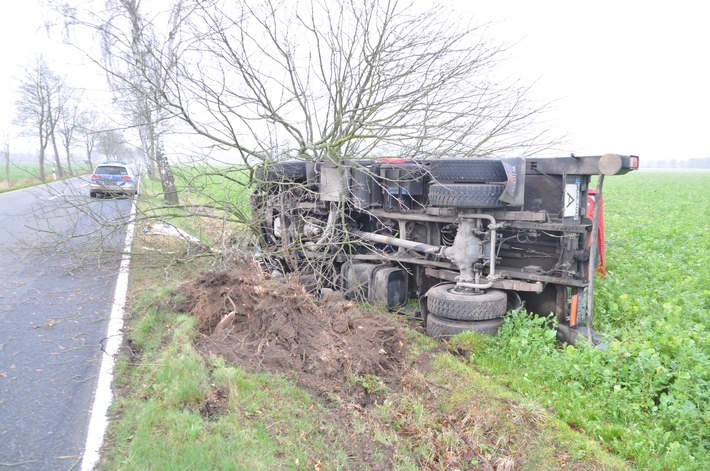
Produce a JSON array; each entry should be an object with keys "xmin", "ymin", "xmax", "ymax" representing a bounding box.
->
[{"xmin": 80, "ymin": 198, "xmax": 138, "ymax": 471}]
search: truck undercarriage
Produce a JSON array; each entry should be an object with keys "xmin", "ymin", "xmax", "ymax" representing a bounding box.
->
[{"xmin": 251, "ymin": 154, "xmax": 638, "ymax": 342}]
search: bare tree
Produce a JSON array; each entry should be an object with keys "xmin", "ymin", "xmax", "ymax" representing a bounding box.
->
[
  {"xmin": 97, "ymin": 128, "xmax": 127, "ymax": 161},
  {"xmin": 58, "ymin": 0, "xmax": 552, "ymax": 194},
  {"xmin": 46, "ymin": 81, "xmax": 71, "ymax": 178},
  {"xmin": 96, "ymin": 0, "xmax": 183, "ymax": 202},
  {"xmin": 15, "ymin": 56, "xmax": 65, "ymax": 181},
  {"xmin": 77, "ymin": 110, "xmax": 102, "ymax": 168},
  {"xmin": 159, "ymin": 0, "xmax": 551, "ymax": 168},
  {"xmin": 149, "ymin": 0, "xmax": 555, "ymax": 281},
  {"xmin": 57, "ymin": 95, "xmax": 82, "ymax": 175}
]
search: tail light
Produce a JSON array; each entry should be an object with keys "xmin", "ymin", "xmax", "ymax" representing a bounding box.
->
[
  {"xmin": 121, "ymin": 175, "xmax": 133, "ymax": 180},
  {"xmin": 629, "ymin": 155, "xmax": 639, "ymax": 169}
]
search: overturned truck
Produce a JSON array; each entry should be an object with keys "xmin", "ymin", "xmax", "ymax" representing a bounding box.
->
[{"xmin": 251, "ymin": 154, "xmax": 639, "ymax": 343}]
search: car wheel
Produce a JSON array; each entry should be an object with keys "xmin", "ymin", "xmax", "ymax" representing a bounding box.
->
[
  {"xmin": 426, "ymin": 313, "xmax": 504, "ymax": 338},
  {"xmin": 426, "ymin": 159, "xmax": 507, "ymax": 183},
  {"xmin": 427, "ymin": 284, "xmax": 507, "ymax": 321},
  {"xmin": 428, "ymin": 183, "xmax": 506, "ymax": 208},
  {"xmin": 90, "ymin": 191, "xmax": 97, "ymax": 198}
]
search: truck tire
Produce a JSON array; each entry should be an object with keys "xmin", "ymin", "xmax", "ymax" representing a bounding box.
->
[
  {"xmin": 427, "ymin": 284, "xmax": 507, "ymax": 321},
  {"xmin": 427, "ymin": 159, "xmax": 506, "ymax": 183},
  {"xmin": 428, "ymin": 183, "xmax": 506, "ymax": 208},
  {"xmin": 426, "ymin": 314, "xmax": 504, "ymax": 338},
  {"xmin": 256, "ymin": 161, "xmax": 308, "ymax": 182}
]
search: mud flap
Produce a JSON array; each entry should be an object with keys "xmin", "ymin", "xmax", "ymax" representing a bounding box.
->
[
  {"xmin": 418, "ymin": 294, "xmax": 429, "ymax": 323},
  {"xmin": 556, "ymin": 324, "xmax": 607, "ymax": 349},
  {"xmin": 499, "ymin": 157, "xmax": 526, "ymax": 206}
]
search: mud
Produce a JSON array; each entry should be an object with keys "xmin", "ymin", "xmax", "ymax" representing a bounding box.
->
[{"xmin": 177, "ymin": 258, "xmax": 409, "ymax": 403}]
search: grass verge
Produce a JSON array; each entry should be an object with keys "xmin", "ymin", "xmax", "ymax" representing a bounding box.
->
[{"xmin": 0, "ymin": 163, "xmax": 90, "ymax": 193}]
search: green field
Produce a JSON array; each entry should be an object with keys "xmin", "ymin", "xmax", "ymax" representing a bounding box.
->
[
  {"xmin": 0, "ymin": 163, "xmax": 44, "ymax": 186},
  {"xmin": 462, "ymin": 171, "xmax": 709, "ymax": 469},
  {"xmin": 105, "ymin": 170, "xmax": 708, "ymax": 470},
  {"xmin": 0, "ymin": 163, "xmax": 90, "ymax": 191}
]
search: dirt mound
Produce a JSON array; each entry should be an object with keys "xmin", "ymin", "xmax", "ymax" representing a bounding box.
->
[{"xmin": 177, "ymin": 258, "xmax": 409, "ymax": 403}]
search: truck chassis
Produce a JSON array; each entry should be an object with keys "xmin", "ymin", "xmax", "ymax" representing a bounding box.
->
[{"xmin": 251, "ymin": 154, "xmax": 638, "ymax": 342}]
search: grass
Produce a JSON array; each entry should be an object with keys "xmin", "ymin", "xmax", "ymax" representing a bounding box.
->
[
  {"xmin": 460, "ymin": 171, "xmax": 709, "ymax": 470},
  {"xmin": 102, "ymin": 170, "xmax": 708, "ymax": 469},
  {"xmin": 2, "ymin": 163, "xmax": 44, "ymax": 184},
  {"xmin": 136, "ymin": 165, "xmax": 252, "ymax": 249},
  {"xmin": 172, "ymin": 163, "xmax": 252, "ymax": 204},
  {"xmin": 141, "ymin": 164, "xmax": 252, "ymax": 212},
  {"xmin": 0, "ymin": 163, "xmax": 90, "ymax": 192}
]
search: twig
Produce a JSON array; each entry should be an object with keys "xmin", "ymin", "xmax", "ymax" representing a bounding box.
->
[
  {"xmin": 225, "ymin": 293, "xmax": 237, "ymax": 311},
  {"xmin": 424, "ymin": 378, "xmax": 452, "ymax": 391},
  {"xmin": 0, "ymin": 460, "xmax": 39, "ymax": 467}
]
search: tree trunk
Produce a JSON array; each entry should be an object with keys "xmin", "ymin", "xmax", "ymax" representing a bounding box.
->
[
  {"xmin": 146, "ymin": 155, "xmax": 157, "ymax": 179},
  {"xmin": 3, "ymin": 143, "xmax": 9, "ymax": 188},
  {"xmin": 38, "ymin": 127, "xmax": 46, "ymax": 181},
  {"xmin": 38, "ymin": 146, "xmax": 46, "ymax": 181},
  {"xmin": 155, "ymin": 137, "xmax": 178, "ymax": 203},
  {"xmin": 141, "ymin": 120, "xmax": 157, "ymax": 180},
  {"xmin": 85, "ymin": 142, "xmax": 94, "ymax": 169},
  {"xmin": 64, "ymin": 143, "xmax": 74, "ymax": 176},
  {"xmin": 50, "ymin": 133, "xmax": 64, "ymax": 178}
]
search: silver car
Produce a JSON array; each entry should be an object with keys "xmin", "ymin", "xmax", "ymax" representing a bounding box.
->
[{"xmin": 89, "ymin": 162, "xmax": 139, "ymax": 197}]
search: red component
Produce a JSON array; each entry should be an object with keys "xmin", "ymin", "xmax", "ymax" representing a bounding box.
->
[
  {"xmin": 570, "ymin": 294, "xmax": 579, "ymax": 327},
  {"xmin": 121, "ymin": 175, "xmax": 132, "ymax": 180},
  {"xmin": 377, "ymin": 157, "xmax": 412, "ymax": 164},
  {"xmin": 629, "ymin": 155, "xmax": 640, "ymax": 169},
  {"xmin": 587, "ymin": 189, "xmax": 606, "ymax": 277}
]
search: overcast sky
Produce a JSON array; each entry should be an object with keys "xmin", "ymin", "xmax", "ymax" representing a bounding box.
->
[
  {"xmin": 451, "ymin": 0, "xmax": 710, "ymax": 162},
  {"xmin": 1, "ymin": 0, "xmax": 708, "ymax": 163}
]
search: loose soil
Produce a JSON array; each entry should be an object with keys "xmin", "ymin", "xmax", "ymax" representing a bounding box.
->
[{"xmin": 177, "ymin": 258, "xmax": 411, "ymax": 406}]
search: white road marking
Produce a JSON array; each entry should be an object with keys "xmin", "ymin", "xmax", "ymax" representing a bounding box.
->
[{"xmin": 80, "ymin": 197, "xmax": 137, "ymax": 471}]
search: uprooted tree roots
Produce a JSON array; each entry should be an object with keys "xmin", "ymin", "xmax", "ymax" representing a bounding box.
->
[{"xmin": 177, "ymin": 259, "xmax": 410, "ymax": 404}]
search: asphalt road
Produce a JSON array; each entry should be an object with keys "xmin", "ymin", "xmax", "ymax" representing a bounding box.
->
[{"xmin": 0, "ymin": 178, "xmax": 133, "ymax": 470}]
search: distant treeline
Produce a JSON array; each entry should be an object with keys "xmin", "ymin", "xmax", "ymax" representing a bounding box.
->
[
  {"xmin": 644, "ymin": 158, "xmax": 710, "ymax": 169},
  {"xmin": 6, "ymin": 151, "xmax": 88, "ymax": 165}
]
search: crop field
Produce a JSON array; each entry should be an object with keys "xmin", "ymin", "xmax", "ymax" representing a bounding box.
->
[
  {"xmin": 0, "ymin": 163, "xmax": 90, "ymax": 191},
  {"xmin": 0, "ymin": 164, "xmax": 43, "ymax": 188},
  {"xmin": 460, "ymin": 170, "xmax": 709, "ymax": 469}
]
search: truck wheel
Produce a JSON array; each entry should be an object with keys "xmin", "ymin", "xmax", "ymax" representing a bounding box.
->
[
  {"xmin": 427, "ymin": 159, "xmax": 506, "ymax": 183},
  {"xmin": 427, "ymin": 284, "xmax": 507, "ymax": 321},
  {"xmin": 426, "ymin": 314, "xmax": 504, "ymax": 338},
  {"xmin": 428, "ymin": 183, "xmax": 506, "ymax": 208},
  {"xmin": 255, "ymin": 161, "xmax": 308, "ymax": 182}
]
